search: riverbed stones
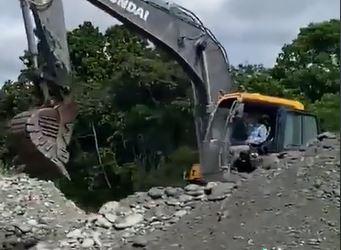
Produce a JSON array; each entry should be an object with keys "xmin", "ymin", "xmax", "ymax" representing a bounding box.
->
[
  {"xmin": 318, "ymin": 132, "xmax": 337, "ymax": 140},
  {"xmin": 1, "ymin": 135, "xmax": 339, "ymax": 249},
  {"xmin": 261, "ymin": 154, "xmax": 280, "ymax": 170},
  {"xmin": 174, "ymin": 210, "xmax": 187, "ymax": 217},
  {"xmin": 165, "ymin": 198, "xmax": 181, "ymax": 206},
  {"xmin": 132, "ymin": 236, "xmax": 148, "ymax": 247},
  {"xmin": 204, "ymin": 182, "xmax": 218, "ymax": 195},
  {"xmin": 66, "ymin": 229, "xmax": 82, "ymax": 239},
  {"xmin": 114, "ymin": 213, "xmax": 144, "ymax": 229},
  {"xmin": 99, "ymin": 201, "xmax": 120, "ymax": 215},
  {"xmin": 148, "ymin": 187, "xmax": 164, "ymax": 199},
  {"xmin": 104, "ymin": 213, "xmax": 118, "ymax": 223},
  {"xmin": 178, "ymin": 194, "xmax": 193, "ymax": 203},
  {"xmin": 207, "ymin": 182, "xmax": 236, "ymax": 201},
  {"xmin": 184, "ymin": 184, "xmax": 203, "ymax": 192},
  {"xmin": 165, "ymin": 187, "xmax": 181, "ymax": 197},
  {"xmin": 81, "ymin": 238, "xmax": 95, "ymax": 248},
  {"xmin": 95, "ymin": 215, "xmax": 112, "ymax": 229}
]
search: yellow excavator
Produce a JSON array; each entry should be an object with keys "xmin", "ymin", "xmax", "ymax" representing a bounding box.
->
[
  {"xmin": 7, "ymin": 0, "xmax": 319, "ymax": 183},
  {"xmin": 185, "ymin": 92, "xmax": 319, "ymax": 184}
]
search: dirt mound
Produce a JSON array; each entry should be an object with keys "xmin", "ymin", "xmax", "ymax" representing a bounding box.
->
[
  {"xmin": 148, "ymin": 135, "xmax": 340, "ymax": 250},
  {"xmin": 0, "ymin": 175, "xmax": 85, "ymax": 249},
  {"xmin": 0, "ymin": 134, "xmax": 339, "ymax": 249}
]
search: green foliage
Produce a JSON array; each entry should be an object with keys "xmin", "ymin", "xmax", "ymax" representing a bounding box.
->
[
  {"xmin": 310, "ymin": 93, "xmax": 340, "ymax": 132},
  {"xmin": 0, "ymin": 80, "xmax": 38, "ymax": 170},
  {"xmin": 232, "ymin": 64, "xmax": 287, "ymax": 97},
  {"xmin": 131, "ymin": 146, "xmax": 197, "ymax": 191},
  {"xmin": 55, "ymin": 22, "xmax": 195, "ymax": 208},
  {"xmin": 273, "ymin": 19, "xmax": 340, "ymax": 102}
]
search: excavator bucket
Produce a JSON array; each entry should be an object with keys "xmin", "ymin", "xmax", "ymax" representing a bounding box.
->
[{"xmin": 8, "ymin": 100, "xmax": 77, "ymax": 180}]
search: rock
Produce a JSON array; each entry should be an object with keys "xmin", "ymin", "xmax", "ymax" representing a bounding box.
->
[
  {"xmin": 186, "ymin": 189, "xmax": 205, "ymax": 196},
  {"xmin": 305, "ymin": 146, "xmax": 320, "ymax": 157},
  {"xmin": 178, "ymin": 194, "xmax": 193, "ymax": 203},
  {"xmin": 104, "ymin": 213, "xmax": 117, "ymax": 223},
  {"xmin": 238, "ymin": 173, "xmax": 250, "ymax": 179},
  {"xmin": 318, "ymin": 132, "xmax": 336, "ymax": 140},
  {"xmin": 184, "ymin": 184, "xmax": 202, "ymax": 192},
  {"xmin": 92, "ymin": 231, "xmax": 102, "ymax": 247},
  {"xmin": 95, "ymin": 216, "xmax": 112, "ymax": 229},
  {"xmin": 262, "ymin": 154, "xmax": 280, "ymax": 170},
  {"xmin": 333, "ymin": 188, "xmax": 340, "ymax": 197},
  {"xmin": 174, "ymin": 210, "xmax": 187, "ymax": 217},
  {"xmin": 247, "ymin": 239, "xmax": 254, "ymax": 245},
  {"xmin": 313, "ymin": 178, "xmax": 323, "ymax": 188},
  {"xmin": 170, "ymin": 243, "xmax": 181, "ymax": 248},
  {"xmin": 148, "ymin": 187, "xmax": 164, "ymax": 199},
  {"xmin": 15, "ymin": 224, "xmax": 32, "ymax": 233},
  {"xmin": 34, "ymin": 242, "xmax": 52, "ymax": 250},
  {"xmin": 27, "ymin": 219, "xmax": 38, "ymax": 226},
  {"xmin": 122, "ymin": 231, "xmax": 134, "ymax": 239},
  {"xmin": 191, "ymin": 195, "xmax": 205, "ymax": 202},
  {"xmin": 207, "ymin": 194, "xmax": 227, "ymax": 201},
  {"xmin": 208, "ymin": 182, "xmax": 235, "ymax": 201},
  {"xmin": 316, "ymin": 190, "xmax": 324, "ymax": 197},
  {"xmin": 152, "ymin": 207, "xmax": 166, "ymax": 219},
  {"xmin": 165, "ymin": 187, "xmax": 180, "ymax": 197},
  {"xmin": 99, "ymin": 201, "xmax": 120, "ymax": 215},
  {"xmin": 82, "ymin": 238, "xmax": 95, "ymax": 248},
  {"xmin": 115, "ymin": 213, "xmax": 144, "ymax": 229},
  {"xmin": 86, "ymin": 213, "xmax": 100, "ymax": 223},
  {"xmin": 132, "ymin": 236, "xmax": 148, "ymax": 247},
  {"xmin": 185, "ymin": 201, "xmax": 197, "ymax": 209},
  {"xmin": 204, "ymin": 182, "xmax": 218, "ymax": 194},
  {"xmin": 66, "ymin": 229, "xmax": 82, "ymax": 239},
  {"xmin": 165, "ymin": 198, "xmax": 181, "ymax": 206},
  {"xmin": 144, "ymin": 201, "xmax": 158, "ymax": 209},
  {"xmin": 168, "ymin": 217, "xmax": 180, "ymax": 224},
  {"xmin": 322, "ymin": 144, "xmax": 333, "ymax": 149},
  {"xmin": 217, "ymin": 210, "xmax": 230, "ymax": 221}
]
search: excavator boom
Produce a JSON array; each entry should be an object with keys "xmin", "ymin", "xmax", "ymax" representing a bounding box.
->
[{"xmin": 9, "ymin": 0, "xmax": 236, "ymax": 179}]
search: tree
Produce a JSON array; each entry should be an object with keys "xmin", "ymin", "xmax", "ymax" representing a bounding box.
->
[
  {"xmin": 232, "ymin": 64, "xmax": 287, "ymax": 97},
  {"xmin": 273, "ymin": 19, "xmax": 340, "ymax": 102},
  {"xmin": 60, "ymin": 22, "xmax": 196, "ymax": 207},
  {"xmin": 310, "ymin": 93, "xmax": 339, "ymax": 132}
]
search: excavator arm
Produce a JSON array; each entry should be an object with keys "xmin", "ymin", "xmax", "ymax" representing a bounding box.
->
[{"xmin": 9, "ymin": 0, "xmax": 236, "ymax": 179}]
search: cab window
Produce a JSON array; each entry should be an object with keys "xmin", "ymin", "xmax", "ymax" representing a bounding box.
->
[
  {"xmin": 302, "ymin": 115, "xmax": 318, "ymax": 145},
  {"xmin": 284, "ymin": 112, "xmax": 318, "ymax": 148},
  {"xmin": 284, "ymin": 113, "xmax": 302, "ymax": 147}
]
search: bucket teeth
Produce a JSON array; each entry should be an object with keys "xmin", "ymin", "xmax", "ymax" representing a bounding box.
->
[{"xmin": 8, "ymin": 105, "xmax": 75, "ymax": 180}]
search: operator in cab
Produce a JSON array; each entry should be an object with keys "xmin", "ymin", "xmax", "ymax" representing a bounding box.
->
[{"xmin": 245, "ymin": 114, "xmax": 271, "ymax": 145}]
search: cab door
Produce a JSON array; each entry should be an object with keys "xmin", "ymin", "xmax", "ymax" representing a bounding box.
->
[{"xmin": 278, "ymin": 110, "xmax": 319, "ymax": 151}]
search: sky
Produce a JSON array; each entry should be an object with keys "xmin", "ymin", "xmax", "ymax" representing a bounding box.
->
[{"xmin": 0, "ymin": 0, "xmax": 339, "ymax": 84}]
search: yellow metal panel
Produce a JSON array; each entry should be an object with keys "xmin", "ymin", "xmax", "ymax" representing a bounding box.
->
[{"xmin": 218, "ymin": 92, "xmax": 304, "ymax": 110}]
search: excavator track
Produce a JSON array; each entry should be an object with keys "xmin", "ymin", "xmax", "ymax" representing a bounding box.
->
[{"xmin": 8, "ymin": 101, "xmax": 77, "ymax": 180}]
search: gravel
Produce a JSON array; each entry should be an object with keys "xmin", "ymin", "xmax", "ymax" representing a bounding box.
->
[{"xmin": 0, "ymin": 134, "xmax": 339, "ymax": 249}]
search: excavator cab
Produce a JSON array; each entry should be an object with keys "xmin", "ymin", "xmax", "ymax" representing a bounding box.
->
[{"xmin": 185, "ymin": 92, "xmax": 320, "ymax": 184}]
